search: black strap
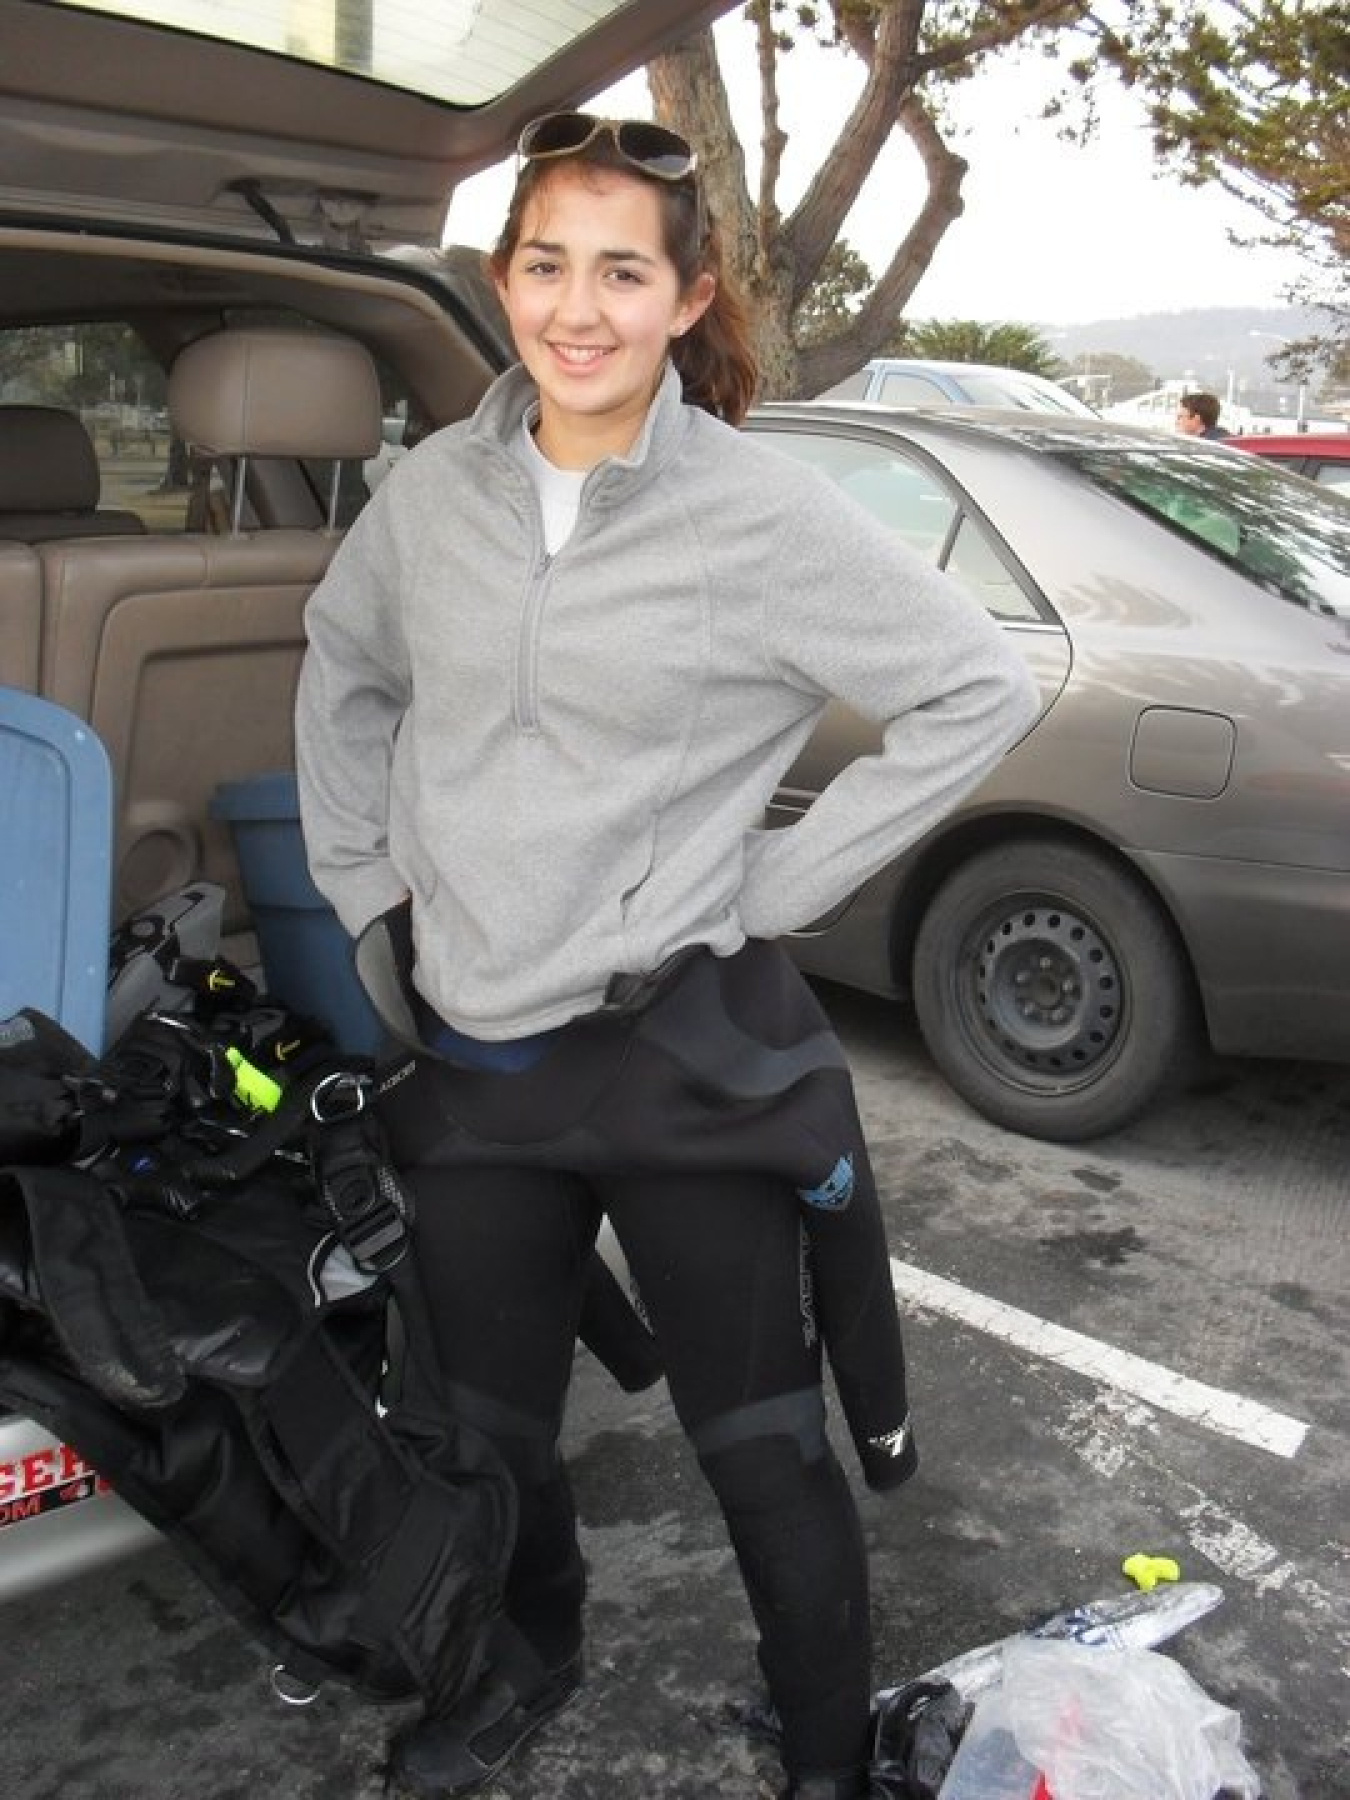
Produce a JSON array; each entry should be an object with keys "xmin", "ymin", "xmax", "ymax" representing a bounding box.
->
[
  {"xmin": 68, "ymin": 1012, "xmax": 235, "ymax": 1156},
  {"xmin": 307, "ymin": 1070, "xmax": 412, "ymax": 1277}
]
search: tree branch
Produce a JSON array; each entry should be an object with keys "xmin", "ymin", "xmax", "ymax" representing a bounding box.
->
[
  {"xmin": 786, "ymin": 2, "xmax": 925, "ymax": 302},
  {"xmin": 916, "ymin": 0, "xmax": 1091, "ymax": 76},
  {"xmin": 797, "ymin": 91, "xmax": 968, "ymax": 395},
  {"xmin": 646, "ymin": 31, "xmax": 757, "ymax": 286},
  {"xmin": 750, "ymin": 0, "xmax": 786, "ymax": 255}
]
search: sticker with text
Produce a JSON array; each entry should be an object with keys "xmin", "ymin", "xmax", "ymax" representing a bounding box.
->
[{"xmin": 0, "ymin": 1442, "xmax": 110, "ymax": 1530}]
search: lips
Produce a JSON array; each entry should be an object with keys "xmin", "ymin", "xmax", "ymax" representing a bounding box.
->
[{"xmin": 549, "ymin": 342, "xmax": 612, "ymax": 367}]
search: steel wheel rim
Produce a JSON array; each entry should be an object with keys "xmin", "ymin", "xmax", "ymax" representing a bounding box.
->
[{"xmin": 956, "ymin": 895, "xmax": 1127, "ymax": 1088}]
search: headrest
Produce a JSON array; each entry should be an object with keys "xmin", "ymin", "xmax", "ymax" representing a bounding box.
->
[
  {"xmin": 169, "ymin": 328, "xmax": 384, "ymax": 461},
  {"xmin": 0, "ymin": 406, "xmax": 100, "ymax": 514}
]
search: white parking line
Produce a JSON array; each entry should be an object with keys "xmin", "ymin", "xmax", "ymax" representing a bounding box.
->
[{"xmin": 890, "ymin": 1257, "xmax": 1309, "ymax": 1459}]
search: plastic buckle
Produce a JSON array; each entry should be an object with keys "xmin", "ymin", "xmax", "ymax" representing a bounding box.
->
[
  {"xmin": 320, "ymin": 1157, "xmax": 408, "ymax": 1274},
  {"xmin": 340, "ymin": 1199, "xmax": 407, "ymax": 1274}
]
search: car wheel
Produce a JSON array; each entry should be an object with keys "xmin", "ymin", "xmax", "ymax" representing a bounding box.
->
[{"xmin": 911, "ymin": 838, "xmax": 1195, "ymax": 1142}]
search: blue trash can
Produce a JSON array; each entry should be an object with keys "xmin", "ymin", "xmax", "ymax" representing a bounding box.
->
[
  {"xmin": 210, "ymin": 771, "xmax": 383, "ymax": 1056},
  {"xmin": 0, "ymin": 686, "xmax": 112, "ymax": 1053}
]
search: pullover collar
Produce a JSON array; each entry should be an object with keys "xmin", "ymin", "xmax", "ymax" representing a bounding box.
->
[{"xmin": 468, "ymin": 361, "xmax": 694, "ymax": 512}]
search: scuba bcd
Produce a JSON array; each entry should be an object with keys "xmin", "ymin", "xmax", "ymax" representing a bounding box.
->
[{"xmin": 0, "ymin": 963, "xmax": 519, "ymax": 1711}]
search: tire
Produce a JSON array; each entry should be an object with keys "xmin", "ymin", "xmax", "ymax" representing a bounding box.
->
[{"xmin": 911, "ymin": 838, "xmax": 1196, "ymax": 1142}]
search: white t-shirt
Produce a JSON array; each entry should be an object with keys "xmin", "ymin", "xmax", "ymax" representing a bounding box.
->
[{"xmin": 519, "ymin": 416, "xmax": 585, "ymax": 555}]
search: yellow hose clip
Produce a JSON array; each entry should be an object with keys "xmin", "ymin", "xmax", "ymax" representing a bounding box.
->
[{"xmin": 226, "ymin": 1046, "xmax": 283, "ymax": 1114}]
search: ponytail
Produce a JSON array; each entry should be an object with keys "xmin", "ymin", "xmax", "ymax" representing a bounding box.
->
[{"xmin": 671, "ymin": 217, "xmax": 758, "ymax": 426}]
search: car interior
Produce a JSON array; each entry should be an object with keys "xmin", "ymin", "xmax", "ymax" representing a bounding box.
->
[
  {"xmin": 0, "ymin": 231, "xmax": 512, "ymax": 938},
  {"xmin": 0, "ymin": 0, "xmax": 746, "ymax": 1605}
]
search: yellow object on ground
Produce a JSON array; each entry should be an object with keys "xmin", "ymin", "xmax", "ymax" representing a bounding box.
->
[{"xmin": 1122, "ymin": 1552, "xmax": 1181, "ymax": 1591}]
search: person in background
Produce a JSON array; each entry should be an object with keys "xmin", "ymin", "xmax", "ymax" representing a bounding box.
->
[
  {"xmin": 296, "ymin": 111, "xmax": 1040, "ymax": 1800},
  {"xmin": 1176, "ymin": 390, "xmax": 1228, "ymax": 439}
]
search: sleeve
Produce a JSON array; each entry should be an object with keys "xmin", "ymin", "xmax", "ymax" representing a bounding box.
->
[
  {"xmin": 295, "ymin": 476, "xmax": 416, "ymax": 938},
  {"xmin": 737, "ymin": 484, "xmax": 1042, "ymax": 942}
]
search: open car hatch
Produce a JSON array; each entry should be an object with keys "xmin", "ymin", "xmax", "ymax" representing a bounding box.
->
[{"xmin": 0, "ymin": 0, "xmax": 732, "ymax": 249}]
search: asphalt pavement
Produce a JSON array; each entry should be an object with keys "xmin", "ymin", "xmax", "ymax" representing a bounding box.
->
[{"xmin": 2, "ymin": 986, "xmax": 1347, "ymax": 1799}]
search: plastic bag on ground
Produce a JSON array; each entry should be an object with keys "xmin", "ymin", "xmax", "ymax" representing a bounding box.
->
[{"xmin": 987, "ymin": 1638, "xmax": 1261, "ymax": 1800}]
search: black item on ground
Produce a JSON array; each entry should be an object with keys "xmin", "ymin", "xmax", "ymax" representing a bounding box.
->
[{"xmin": 870, "ymin": 1679, "xmax": 971, "ymax": 1797}]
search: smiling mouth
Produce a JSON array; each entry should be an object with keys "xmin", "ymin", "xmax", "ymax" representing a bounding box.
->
[{"xmin": 549, "ymin": 343, "xmax": 612, "ymax": 366}]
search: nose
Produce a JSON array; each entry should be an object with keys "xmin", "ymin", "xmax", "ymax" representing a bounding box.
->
[{"xmin": 552, "ymin": 270, "xmax": 603, "ymax": 329}]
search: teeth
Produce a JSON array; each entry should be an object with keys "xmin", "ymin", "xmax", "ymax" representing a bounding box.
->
[{"xmin": 553, "ymin": 344, "xmax": 608, "ymax": 364}]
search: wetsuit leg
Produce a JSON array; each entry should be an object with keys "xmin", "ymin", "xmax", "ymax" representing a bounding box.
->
[
  {"xmin": 618, "ymin": 939, "xmax": 915, "ymax": 1492},
  {"xmin": 600, "ymin": 1169, "xmax": 872, "ymax": 1780},
  {"xmin": 403, "ymin": 1163, "xmax": 602, "ymax": 1670}
]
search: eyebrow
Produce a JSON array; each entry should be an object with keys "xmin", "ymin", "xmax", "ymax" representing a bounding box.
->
[{"xmin": 521, "ymin": 236, "xmax": 659, "ymax": 267}]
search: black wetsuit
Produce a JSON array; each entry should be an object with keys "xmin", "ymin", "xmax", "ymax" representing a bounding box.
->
[{"xmin": 374, "ymin": 929, "xmax": 916, "ymax": 1777}]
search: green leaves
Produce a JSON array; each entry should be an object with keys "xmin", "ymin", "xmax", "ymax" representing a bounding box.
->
[{"xmin": 886, "ymin": 317, "xmax": 1066, "ymax": 375}]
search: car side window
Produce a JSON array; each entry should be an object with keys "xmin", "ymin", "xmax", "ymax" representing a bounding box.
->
[
  {"xmin": 1314, "ymin": 463, "xmax": 1350, "ymax": 495},
  {"xmin": 946, "ymin": 515, "xmax": 1042, "ymax": 621},
  {"xmin": 876, "ymin": 372, "xmax": 946, "ymax": 406},
  {"xmin": 763, "ymin": 428, "xmax": 956, "ymax": 561},
  {"xmin": 839, "ymin": 456, "xmax": 957, "ymax": 558},
  {"xmin": 0, "ymin": 322, "xmax": 191, "ymax": 532},
  {"xmin": 761, "ymin": 427, "xmax": 1037, "ymax": 619}
]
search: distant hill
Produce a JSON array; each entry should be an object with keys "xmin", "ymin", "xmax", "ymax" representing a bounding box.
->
[{"xmin": 1036, "ymin": 305, "xmax": 1335, "ymax": 416}]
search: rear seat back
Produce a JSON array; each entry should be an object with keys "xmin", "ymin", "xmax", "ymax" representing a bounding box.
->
[
  {"xmin": 34, "ymin": 328, "xmax": 383, "ymax": 924},
  {"xmin": 0, "ymin": 405, "xmax": 146, "ymax": 542},
  {"xmin": 0, "ymin": 542, "xmax": 42, "ymax": 688}
]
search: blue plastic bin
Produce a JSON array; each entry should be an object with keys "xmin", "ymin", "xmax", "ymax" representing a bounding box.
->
[
  {"xmin": 0, "ymin": 686, "xmax": 112, "ymax": 1053},
  {"xmin": 210, "ymin": 772, "xmax": 383, "ymax": 1056}
]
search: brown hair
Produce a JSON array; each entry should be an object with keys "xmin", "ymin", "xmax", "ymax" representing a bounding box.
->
[
  {"xmin": 487, "ymin": 136, "xmax": 759, "ymax": 426},
  {"xmin": 1180, "ymin": 391, "xmax": 1221, "ymax": 430}
]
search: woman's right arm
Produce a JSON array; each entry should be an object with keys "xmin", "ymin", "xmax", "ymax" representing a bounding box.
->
[{"xmin": 295, "ymin": 482, "xmax": 416, "ymax": 938}]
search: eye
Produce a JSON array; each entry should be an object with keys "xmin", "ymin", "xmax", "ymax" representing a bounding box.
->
[
  {"xmin": 522, "ymin": 257, "xmax": 561, "ymax": 278},
  {"xmin": 605, "ymin": 266, "xmax": 646, "ymax": 285}
]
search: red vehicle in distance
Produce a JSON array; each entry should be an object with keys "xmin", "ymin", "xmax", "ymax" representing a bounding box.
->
[{"xmin": 1227, "ymin": 432, "xmax": 1350, "ymax": 495}]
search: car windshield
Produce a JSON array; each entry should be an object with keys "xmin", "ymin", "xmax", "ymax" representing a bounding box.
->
[
  {"xmin": 43, "ymin": 0, "xmax": 628, "ymax": 105},
  {"xmin": 1055, "ymin": 442, "xmax": 1350, "ymax": 618},
  {"xmin": 954, "ymin": 371, "xmax": 1092, "ymax": 415}
]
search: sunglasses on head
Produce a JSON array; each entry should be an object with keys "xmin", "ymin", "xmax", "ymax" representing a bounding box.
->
[{"xmin": 516, "ymin": 112, "xmax": 698, "ymax": 182}]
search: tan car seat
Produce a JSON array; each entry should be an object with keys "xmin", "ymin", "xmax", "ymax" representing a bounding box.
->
[{"xmin": 34, "ymin": 328, "xmax": 382, "ymax": 924}]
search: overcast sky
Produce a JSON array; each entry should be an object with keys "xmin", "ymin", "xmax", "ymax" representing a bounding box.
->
[{"xmin": 445, "ymin": 17, "xmax": 1306, "ymax": 329}]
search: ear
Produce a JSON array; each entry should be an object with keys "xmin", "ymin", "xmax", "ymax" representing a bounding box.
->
[{"xmin": 672, "ymin": 272, "xmax": 716, "ymax": 339}]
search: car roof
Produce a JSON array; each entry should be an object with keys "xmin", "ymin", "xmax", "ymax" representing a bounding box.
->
[
  {"xmin": 0, "ymin": 0, "xmax": 732, "ymax": 250},
  {"xmin": 755, "ymin": 400, "xmax": 1186, "ymax": 454},
  {"xmin": 849, "ymin": 358, "xmax": 1098, "ymax": 416},
  {"xmin": 869, "ymin": 358, "xmax": 1054, "ymax": 379},
  {"xmin": 1227, "ymin": 434, "xmax": 1350, "ymax": 457}
]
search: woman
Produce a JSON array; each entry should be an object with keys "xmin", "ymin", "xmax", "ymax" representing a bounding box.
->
[{"xmin": 296, "ymin": 112, "xmax": 1039, "ymax": 1799}]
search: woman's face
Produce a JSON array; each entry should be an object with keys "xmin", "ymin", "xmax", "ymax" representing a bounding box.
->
[{"xmin": 495, "ymin": 162, "xmax": 713, "ymax": 467}]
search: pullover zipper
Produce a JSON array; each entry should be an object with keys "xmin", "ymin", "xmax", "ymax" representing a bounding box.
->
[
  {"xmin": 512, "ymin": 458, "xmax": 600, "ymax": 734},
  {"xmin": 514, "ymin": 551, "xmax": 553, "ymax": 733}
]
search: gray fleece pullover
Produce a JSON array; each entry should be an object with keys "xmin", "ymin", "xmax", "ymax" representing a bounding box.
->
[{"xmin": 295, "ymin": 363, "xmax": 1040, "ymax": 1039}]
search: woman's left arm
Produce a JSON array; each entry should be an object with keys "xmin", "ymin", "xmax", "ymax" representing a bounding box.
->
[{"xmin": 739, "ymin": 494, "xmax": 1041, "ymax": 942}]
